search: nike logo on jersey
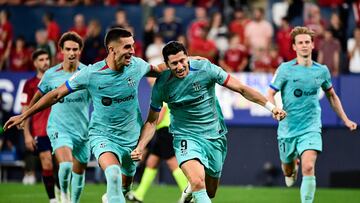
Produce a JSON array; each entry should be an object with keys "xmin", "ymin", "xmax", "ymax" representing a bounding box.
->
[
  {"xmin": 293, "ymin": 79, "xmax": 300, "ymax": 82},
  {"xmin": 98, "ymin": 86, "xmax": 109, "ymax": 90}
]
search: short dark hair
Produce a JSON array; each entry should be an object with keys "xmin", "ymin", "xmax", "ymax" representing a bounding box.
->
[
  {"xmin": 32, "ymin": 49, "xmax": 49, "ymax": 61},
  {"xmin": 162, "ymin": 41, "xmax": 187, "ymax": 63},
  {"xmin": 104, "ymin": 27, "xmax": 132, "ymax": 52},
  {"xmin": 58, "ymin": 31, "xmax": 83, "ymax": 50}
]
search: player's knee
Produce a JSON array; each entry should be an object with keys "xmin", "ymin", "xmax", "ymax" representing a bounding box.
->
[
  {"xmin": 105, "ymin": 165, "xmax": 122, "ymax": 184},
  {"xmin": 59, "ymin": 162, "xmax": 73, "ymax": 174},
  {"xmin": 189, "ymin": 177, "xmax": 205, "ymax": 191},
  {"xmin": 302, "ymin": 163, "xmax": 314, "ymax": 175}
]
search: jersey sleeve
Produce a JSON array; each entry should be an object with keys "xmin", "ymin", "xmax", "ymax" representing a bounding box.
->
[
  {"xmin": 270, "ymin": 64, "xmax": 287, "ymax": 92},
  {"xmin": 321, "ymin": 66, "xmax": 333, "ymax": 91},
  {"xmin": 65, "ymin": 66, "xmax": 90, "ymax": 92},
  {"xmin": 20, "ymin": 80, "xmax": 32, "ymax": 106},
  {"xmin": 38, "ymin": 71, "xmax": 52, "ymax": 95},
  {"xmin": 135, "ymin": 57, "xmax": 152, "ymax": 77},
  {"xmin": 206, "ymin": 60, "xmax": 230, "ymax": 85},
  {"xmin": 150, "ymin": 79, "xmax": 164, "ymax": 112}
]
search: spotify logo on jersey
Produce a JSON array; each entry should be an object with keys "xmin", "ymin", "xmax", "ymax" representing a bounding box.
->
[
  {"xmin": 102, "ymin": 97, "xmax": 112, "ymax": 106},
  {"xmin": 294, "ymin": 89, "xmax": 303, "ymax": 97}
]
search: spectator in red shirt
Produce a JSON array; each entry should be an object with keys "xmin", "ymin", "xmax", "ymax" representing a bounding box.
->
[
  {"xmin": 251, "ymin": 47, "xmax": 272, "ymax": 73},
  {"xmin": 229, "ymin": 7, "xmax": 250, "ymax": 44},
  {"xmin": 189, "ymin": 25, "xmax": 218, "ymax": 63},
  {"xmin": 9, "ymin": 36, "xmax": 32, "ymax": 72},
  {"xmin": 219, "ymin": 34, "xmax": 248, "ymax": 72},
  {"xmin": 317, "ymin": 29, "xmax": 341, "ymax": 76},
  {"xmin": 192, "ymin": 0, "xmax": 220, "ymax": 8},
  {"xmin": 252, "ymin": 46, "xmax": 282, "ymax": 73},
  {"xmin": 70, "ymin": 14, "xmax": 88, "ymax": 38},
  {"xmin": 268, "ymin": 46, "xmax": 283, "ymax": 74},
  {"xmin": 0, "ymin": 10, "xmax": 13, "ymax": 71},
  {"xmin": 43, "ymin": 12, "xmax": 61, "ymax": 44},
  {"xmin": 187, "ymin": 7, "xmax": 208, "ymax": 43},
  {"xmin": 165, "ymin": 0, "xmax": 189, "ymax": 5},
  {"xmin": 276, "ymin": 17, "xmax": 296, "ymax": 61},
  {"xmin": 20, "ymin": 49, "xmax": 58, "ymax": 202}
]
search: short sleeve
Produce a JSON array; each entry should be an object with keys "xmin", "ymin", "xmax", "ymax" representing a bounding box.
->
[
  {"xmin": 150, "ymin": 79, "xmax": 164, "ymax": 112},
  {"xmin": 135, "ymin": 57, "xmax": 152, "ymax": 77},
  {"xmin": 21, "ymin": 80, "xmax": 31, "ymax": 106},
  {"xmin": 206, "ymin": 61, "xmax": 229, "ymax": 86},
  {"xmin": 321, "ymin": 67, "xmax": 333, "ymax": 91},
  {"xmin": 66, "ymin": 67, "xmax": 89, "ymax": 92},
  {"xmin": 270, "ymin": 64, "xmax": 287, "ymax": 92},
  {"xmin": 38, "ymin": 71, "xmax": 52, "ymax": 95}
]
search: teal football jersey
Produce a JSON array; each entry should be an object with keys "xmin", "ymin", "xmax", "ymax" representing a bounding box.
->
[
  {"xmin": 38, "ymin": 63, "xmax": 90, "ymax": 140},
  {"xmin": 270, "ymin": 59, "xmax": 333, "ymax": 138},
  {"xmin": 66, "ymin": 57, "xmax": 152, "ymax": 146},
  {"xmin": 151, "ymin": 59, "xmax": 229, "ymax": 139}
]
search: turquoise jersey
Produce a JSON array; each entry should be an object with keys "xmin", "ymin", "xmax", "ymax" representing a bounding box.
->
[
  {"xmin": 66, "ymin": 57, "xmax": 151, "ymax": 146},
  {"xmin": 38, "ymin": 63, "xmax": 90, "ymax": 141},
  {"xmin": 270, "ymin": 59, "xmax": 333, "ymax": 138},
  {"xmin": 151, "ymin": 59, "xmax": 229, "ymax": 139}
]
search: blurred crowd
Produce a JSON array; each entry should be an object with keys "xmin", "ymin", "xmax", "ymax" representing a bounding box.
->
[
  {"xmin": 0, "ymin": 0, "xmax": 220, "ymax": 7},
  {"xmin": 1, "ymin": 0, "xmax": 360, "ymax": 77}
]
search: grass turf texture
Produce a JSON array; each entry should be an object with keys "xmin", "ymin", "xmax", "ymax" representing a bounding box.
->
[{"xmin": 0, "ymin": 183, "xmax": 359, "ymax": 203}]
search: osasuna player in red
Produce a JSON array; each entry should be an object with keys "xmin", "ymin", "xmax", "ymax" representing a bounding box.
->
[{"xmin": 21, "ymin": 49, "xmax": 59, "ymax": 203}]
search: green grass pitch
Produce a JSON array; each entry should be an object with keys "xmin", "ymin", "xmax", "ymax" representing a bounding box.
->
[{"xmin": 0, "ymin": 183, "xmax": 359, "ymax": 203}]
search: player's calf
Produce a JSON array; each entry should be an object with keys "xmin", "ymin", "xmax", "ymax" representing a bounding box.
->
[
  {"xmin": 104, "ymin": 165, "xmax": 126, "ymax": 203},
  {"xmin": 283, "ymin": 159, "xmax": 300, "ymax": 187}
]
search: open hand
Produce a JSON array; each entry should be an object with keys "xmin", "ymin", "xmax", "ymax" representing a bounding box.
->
[{"xmin": 3, "ymin": 115, "xmax": 25, "ymax": 131}]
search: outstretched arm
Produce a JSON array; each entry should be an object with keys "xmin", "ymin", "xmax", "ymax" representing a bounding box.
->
[
  {"xmin": 326, "ymin": 88, "xmax": 357, "ymax": 131},
  {"xmin": 131, "ymin": 109, "xmax": 160, "ymax": 161},
  {"xmin": 267, "ymin": 88, "xmax": 277, "ymax": 105},
  {"xmin": 4, "ymin": 84, "xmax": 70, "ymax": 130},
  {"xmin": 225, "ymin": 75, "xmax": 286, "ymax": 120}
]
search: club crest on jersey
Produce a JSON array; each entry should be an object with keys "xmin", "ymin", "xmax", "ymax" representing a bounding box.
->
[
  {"xmin": 127, "ymin": 77, "xmax": 136, "ymax": 87},
  {"xmin": 192, "ymin": 82, "xmax": 201, "ymax": 91},
  {"xmin": 99, "ymin": 143, "xmax": 106, "ymax": 148}
]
